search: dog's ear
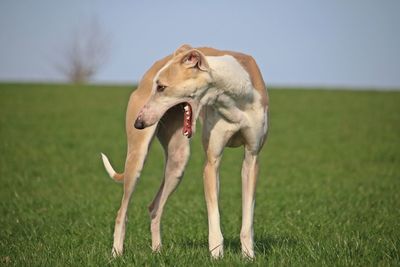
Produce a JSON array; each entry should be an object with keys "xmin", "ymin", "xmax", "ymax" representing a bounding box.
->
[
  {"xmin": 174, "ymin": 44, "xmax": 193, "ymax": 56},
  {"xmin": 181, "ymin": 49, "xmax": 209, "ymax": 71}
]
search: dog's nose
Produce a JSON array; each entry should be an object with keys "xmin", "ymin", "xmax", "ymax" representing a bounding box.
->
[{"xmin": 134, "ymin": 117, "xmax": 145, "ymax": 129}]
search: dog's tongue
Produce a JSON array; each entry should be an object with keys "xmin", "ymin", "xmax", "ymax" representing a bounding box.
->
[{"xmin": 182, "ymin": 103, "xmax": 192, "ymax": 138}]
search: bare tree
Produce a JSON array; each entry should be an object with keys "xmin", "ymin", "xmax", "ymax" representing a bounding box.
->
[{"xmin": 56, "ymin": 20, "xmax": 110, "ymax": 84}]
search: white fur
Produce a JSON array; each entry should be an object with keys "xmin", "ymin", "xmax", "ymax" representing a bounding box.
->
[
  {"xmin": 205, "ymin": 55, "xmax": 267, "ymax": 152},
  {"xmin": 243, "ymin": 89, "xmax": 268, "ymax": 151},
  {"xmin": 101, "ymin": 153, "xmax": 116, "ymax": 179},
  {"xmin": 206, "ymin": 55, "xmax": 253, "ymax": 99}
]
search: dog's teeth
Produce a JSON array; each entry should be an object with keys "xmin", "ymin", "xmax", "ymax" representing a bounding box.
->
[
  {"xmin": 184, "ymin": 105, "xmax": 189, "ymax": 111},
  {"xmin": 185, "ymin": 111, "xmax": 190, "ymax": 115},
  {"xmin": 184, "ymin": 131, "xmax": 188, "ymax": 136}
]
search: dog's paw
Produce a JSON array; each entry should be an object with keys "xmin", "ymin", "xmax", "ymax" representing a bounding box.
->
[
  {"xmin": 210, "ymin": 244, "xmax": 224, "ymax": 259},
  {"xmin": 242, "ymin": 250, "xmax": 255, "ymax": 260},
  {"xmin": 151, "ymin": 244, "xmax": 162, "ymax": 253},
  {"xmin": 111, "ymin": 247, "xmax": 123, "ymax": 258}
]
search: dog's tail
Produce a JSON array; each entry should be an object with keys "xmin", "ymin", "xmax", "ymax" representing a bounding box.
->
[{"xmin": 100, "ymin": 153, "xmax": 124, "ymax": 183}]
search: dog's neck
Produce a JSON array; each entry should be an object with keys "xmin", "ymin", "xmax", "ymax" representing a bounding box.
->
[
  {"xmin": 199, "ymin": 56, "xmax": 256, "ymax": 123},
  {"xmin": 206, "ymin": 55, "xmax": 253, "ymax": 100}
]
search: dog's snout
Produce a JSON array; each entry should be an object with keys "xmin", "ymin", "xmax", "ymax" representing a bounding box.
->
[{"xmin": 134, "ymin": 116, "xmax": 145, "ymax": 129}]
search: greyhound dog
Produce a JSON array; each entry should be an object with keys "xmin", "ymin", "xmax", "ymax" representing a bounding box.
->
[{"xmin": 101, "ymin": 44, "xmax": 269, "ymax": 259}]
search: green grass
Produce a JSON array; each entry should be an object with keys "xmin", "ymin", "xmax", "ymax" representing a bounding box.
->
[{"xmin": 0, "ymin": 83, "xmax": 399, "ymax": 266}]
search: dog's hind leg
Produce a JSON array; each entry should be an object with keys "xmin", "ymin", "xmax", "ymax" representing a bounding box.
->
[
  {"xmin": 240, "ymin": 148, "xmax": 259, "ymax": 259},
  {"xmin": 111, "ymin": 85, "xmax": 161, "ymax": 257},
  {"xmin": 112, "ymin": 124, "xmax": 157, "ymax": 257},
  {"xmin": 148, "ymin": 106, "xmax": 190, "ymax": 252}
]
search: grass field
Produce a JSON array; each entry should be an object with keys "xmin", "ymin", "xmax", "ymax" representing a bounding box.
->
[{"xmin": 0, "ymin": 83, "xmax": 399, "ymax": 266}]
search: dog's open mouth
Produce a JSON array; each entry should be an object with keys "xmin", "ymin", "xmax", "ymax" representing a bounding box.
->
[{"xmin": 182, "ymin": 102, "xmax": 192, "ymax": 138}]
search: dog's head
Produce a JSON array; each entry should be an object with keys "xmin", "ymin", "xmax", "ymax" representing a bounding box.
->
[{"xmin": 134, "ymin": 45, "xmax": 212, "ymax": 138}]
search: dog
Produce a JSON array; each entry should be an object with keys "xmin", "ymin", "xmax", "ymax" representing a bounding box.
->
[{"xmin": 101, "ymin": 44, "xmax": 269, "ymax": 259}]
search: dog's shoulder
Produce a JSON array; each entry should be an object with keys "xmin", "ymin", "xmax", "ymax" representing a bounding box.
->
[{"xmin": 198, "ymin": 47, "xmax": 268, "ymax": 107}]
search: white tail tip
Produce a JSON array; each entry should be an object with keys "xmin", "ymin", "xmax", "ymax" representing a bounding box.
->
[{"xmin": 101, "ymin": 152, "xmax": 116, "ymax": 179}]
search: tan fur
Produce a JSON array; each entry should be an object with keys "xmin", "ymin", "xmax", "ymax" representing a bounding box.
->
[{"xmin": 101, "ymin": 45, "xmax": 268, "ymax": 259}]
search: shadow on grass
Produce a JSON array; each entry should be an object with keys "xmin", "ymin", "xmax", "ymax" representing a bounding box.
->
[
  {"xmin": 226, "ymin": 234, "xmax": 298, "ymax": 256},
  {"xmin": 181, "ymin": 234, "xmax": 298, "ymax": 257}
]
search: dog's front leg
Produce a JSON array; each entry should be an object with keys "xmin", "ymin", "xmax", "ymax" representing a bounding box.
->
[
  {"xmin": 240, "ymin": 148, "xmax": 259, "ymax": 259},
  {"xmin": 202, "ymin": 112, "xmax": 240, "ymax": 259},
  {"xmin": 203, "ymin": 154, "xmax": 224, "ymax": 258}
]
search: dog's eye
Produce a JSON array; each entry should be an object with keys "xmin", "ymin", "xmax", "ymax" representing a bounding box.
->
[{"xmin": 156, "ymin": 84, "xmax": 167, "ymax": 92}]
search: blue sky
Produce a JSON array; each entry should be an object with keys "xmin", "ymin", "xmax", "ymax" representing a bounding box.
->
[{"xmin": 0, "ymin": 0, "xmax": 399, "ymax": 88}]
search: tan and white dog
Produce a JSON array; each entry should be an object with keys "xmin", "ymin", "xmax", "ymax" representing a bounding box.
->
[{"xmin": 101, "ymin": 44, "xmax": 269, "ymax": 259}]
